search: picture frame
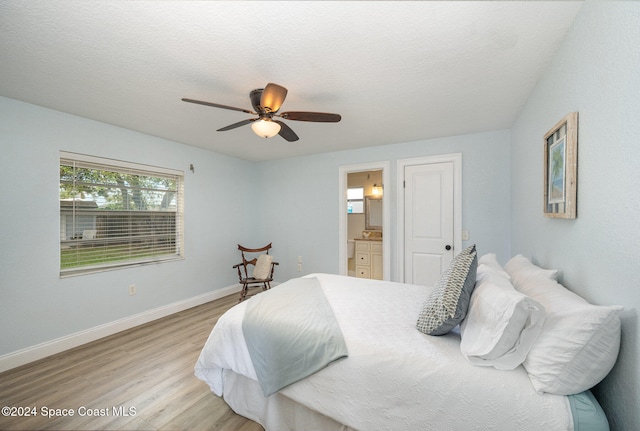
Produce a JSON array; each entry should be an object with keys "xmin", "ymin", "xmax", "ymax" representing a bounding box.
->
[{"xmin": 543, "ymin": 112, "xmax": 578, "ymax": 219}]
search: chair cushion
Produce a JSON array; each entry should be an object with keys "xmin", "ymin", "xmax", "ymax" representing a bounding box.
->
[{"xmin": 253, "ymin": 254, "xmax": 273, "ymax": 280}]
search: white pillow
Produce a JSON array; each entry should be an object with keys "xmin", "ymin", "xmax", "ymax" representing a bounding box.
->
[
  {"xmin": 460, "ymin": 272, "xmax": 546, "ymax": 370},
  {"xmin": 516, "ymin": 274, "xmax": 623, "ymax": 395},
  {"xmin": 253, "ymin": 254, "xmax": 273, "ymax": 279},
  {"xmin": 504, "ymin": 254, "xmax": 558, "ymax": 280},
  {"xmin": 477, "ymin": 253, "xmax": 510, "ymax": 279},
  {"xmin": 504, "ymin": 254, "xmax": 559, "ymax": 285}
]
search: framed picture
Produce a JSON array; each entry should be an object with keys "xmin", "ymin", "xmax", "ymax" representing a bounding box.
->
[{"xmin": 543, "ymin": 112, "xmax": 578, "ymax": 218}]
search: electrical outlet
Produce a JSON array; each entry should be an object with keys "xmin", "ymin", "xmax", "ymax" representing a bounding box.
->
[
  {"xmin": 298, "ymin": 256, "xmax": 303, "ymax": 263},
  {"xmin": 297, "ymin": 263, "xmax": 302, "ymax": 272},
  {"xmin": 128, "ymin": 284, "xmax": 136, "ymax": 296}
]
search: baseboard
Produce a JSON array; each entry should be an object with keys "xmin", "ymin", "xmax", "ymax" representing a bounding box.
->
[{"xmin": 0, "ymin": 284, "xmax": 240, "ymax": 373}]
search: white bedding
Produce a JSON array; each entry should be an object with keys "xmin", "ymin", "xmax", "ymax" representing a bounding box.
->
[{"xmin": 195, "ymin": 273, "xmax": 574, "ymax": 431}]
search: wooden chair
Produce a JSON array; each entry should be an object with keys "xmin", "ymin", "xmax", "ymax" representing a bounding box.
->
[{"xmin": 234, "ymin": 243, "xmax": 279, "ymax": 302}]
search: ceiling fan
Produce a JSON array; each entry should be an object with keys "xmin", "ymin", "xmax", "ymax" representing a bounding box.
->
[{"xmin": 182, "ymin": 83, "xmax": 341, "ymax": 142}]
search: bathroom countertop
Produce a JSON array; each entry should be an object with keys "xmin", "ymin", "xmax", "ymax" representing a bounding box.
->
[{"xmin": 354, "ymin": 237, "xmax": 383, "ymax": 241}]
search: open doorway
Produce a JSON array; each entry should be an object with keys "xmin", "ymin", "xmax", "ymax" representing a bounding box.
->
[{"xmin": 338, "ymin": 162, "xmax": 390, "ymax": 280}]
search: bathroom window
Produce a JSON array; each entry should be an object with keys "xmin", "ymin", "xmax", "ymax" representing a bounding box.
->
[{"xmin": 347, "ymin": 187, "xmax": 364, "ymax": 214}]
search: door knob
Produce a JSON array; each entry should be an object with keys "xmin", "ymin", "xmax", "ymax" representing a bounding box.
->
[{"xmin": 445, "ymin": 245, "xmax": 452, "ymax": 251}]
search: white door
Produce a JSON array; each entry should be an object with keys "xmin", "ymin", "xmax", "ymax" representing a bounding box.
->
[{"xmin": 404, "ymin": 162, "xmax": 455, "ymax": 286}]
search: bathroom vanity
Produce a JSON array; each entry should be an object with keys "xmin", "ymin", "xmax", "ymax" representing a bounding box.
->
[{"xmin": 354, "ymin": 238, "xmax": 383, "ymax": 280}]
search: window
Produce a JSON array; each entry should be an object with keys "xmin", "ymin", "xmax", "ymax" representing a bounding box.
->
[
  {"xmin": 347, "ymin": 187, "xmax": 364, "ymax": 214},
  {"xmin": 59, "ymin": 152, "xmax": 184, "ymax": 276}
]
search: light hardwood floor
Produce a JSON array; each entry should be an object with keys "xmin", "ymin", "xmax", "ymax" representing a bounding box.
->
[{"xmin": 0, "ymin": 294, "xmax": 264, "ymax": 431}]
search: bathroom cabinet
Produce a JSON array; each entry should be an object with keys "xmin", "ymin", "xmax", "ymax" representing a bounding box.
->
[{"xmin": 355, "ymin": 239, "xmax": 383, "ymax": 280}]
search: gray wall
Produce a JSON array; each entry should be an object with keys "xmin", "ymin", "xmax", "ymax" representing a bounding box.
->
[{"xmin": 509, "ymin": 3, "xmax": 640, "ymax": 430}]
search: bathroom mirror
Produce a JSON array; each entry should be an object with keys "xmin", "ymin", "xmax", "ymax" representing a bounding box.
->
[{"xmin": 365, "ymin": 196, "xmax": 382, "ymax": 230}]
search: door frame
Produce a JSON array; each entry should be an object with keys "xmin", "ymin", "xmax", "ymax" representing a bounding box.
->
[
  {"xmin": 396, "ymin": 153, "xmax": 462, "ymax": 283},
  {"xmin": 338, "ymin": 161, "xmax": 391, "ymax": 280}
]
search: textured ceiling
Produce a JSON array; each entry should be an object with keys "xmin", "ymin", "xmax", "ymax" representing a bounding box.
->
[{"xmin": 0, "ymin": 1, "xmax": 582, "ymax": 162}]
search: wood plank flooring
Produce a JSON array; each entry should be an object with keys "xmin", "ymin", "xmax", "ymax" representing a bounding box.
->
[{"xmin": 0, "ymin": 294, "xmax": 264, "ymax": 431}]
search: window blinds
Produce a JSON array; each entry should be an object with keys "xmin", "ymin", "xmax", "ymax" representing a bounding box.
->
[{"xmin": 59, "ymin": 152, "xmax": 184, "ymax": 276}]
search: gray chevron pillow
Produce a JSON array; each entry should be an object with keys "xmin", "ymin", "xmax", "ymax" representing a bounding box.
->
[{"xmin": 417, "ymin": 245, "xmax": 478, "ymax": 336}]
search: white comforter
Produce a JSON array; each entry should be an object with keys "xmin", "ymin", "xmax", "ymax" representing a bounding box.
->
[{"xmin": 195, "ymin": 273, "xmax": 574, "ymax": 431}]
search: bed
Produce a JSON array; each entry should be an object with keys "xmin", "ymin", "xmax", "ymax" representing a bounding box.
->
[{"xmin": 195, "ymin": 251, "xmax": 621, "ymax": 431}]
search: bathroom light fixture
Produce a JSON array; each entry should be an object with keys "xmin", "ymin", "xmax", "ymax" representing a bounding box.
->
[
  {"xmin": 372, "ymin": 184, "xmax": 383, "ymax": 196},
  {"xmin": 251, "ymin": 119, "xmax": 281, "ymax": 138}
]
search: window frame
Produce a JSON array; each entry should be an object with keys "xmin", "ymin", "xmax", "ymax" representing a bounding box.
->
[{"xmin": 59, "ymin": 151, "xmax": 184, "ymax": 277}]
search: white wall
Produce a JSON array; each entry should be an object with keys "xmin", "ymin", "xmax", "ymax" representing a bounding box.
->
[
  {"xmin": 0, "ymin": 97, "xmax": 256, "ymax": 358},
  {"xmin": 256, "ymin": 129, "xmax": 511, "ymax": 282},
  {"xmin": 510, "ymin": 3, "xmax": 640, "ymax": 430}
]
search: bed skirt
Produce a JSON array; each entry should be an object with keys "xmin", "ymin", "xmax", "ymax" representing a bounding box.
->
[
  {"xmin": 221, "ymin": 368, "xmax": 608, "ymax": 431},
  {"xmin": 221, "ymin": 369, "xmax": 355, "ymax": 431}
]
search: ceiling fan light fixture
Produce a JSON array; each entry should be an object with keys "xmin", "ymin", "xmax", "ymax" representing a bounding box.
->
[
  {"xmin": 182, "ymin": 83, "xmax": 340, "ymax": 142},
  {"xmin": 251, "ymin": 119, "xmax": 281, "ymax": 138}
]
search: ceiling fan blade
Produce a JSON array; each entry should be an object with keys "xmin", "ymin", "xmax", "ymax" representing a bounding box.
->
[
  {"xmin": 261, "ymin": 83, "xmax": 288, "ymax": 113},
  {"xmin": 279, "ymin": 111, "xmax": 341, "ymax": 122},
  {"xmin": 217, "ymin": 118, "xmax": 257, "ymax": 132},
  {"xmin": 274, "ymin": 120, "xmax": 299, "ymax": 142},
  {"xmin": 182, "ymin": 98, "xmax": 254, "ymax": 114}
]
